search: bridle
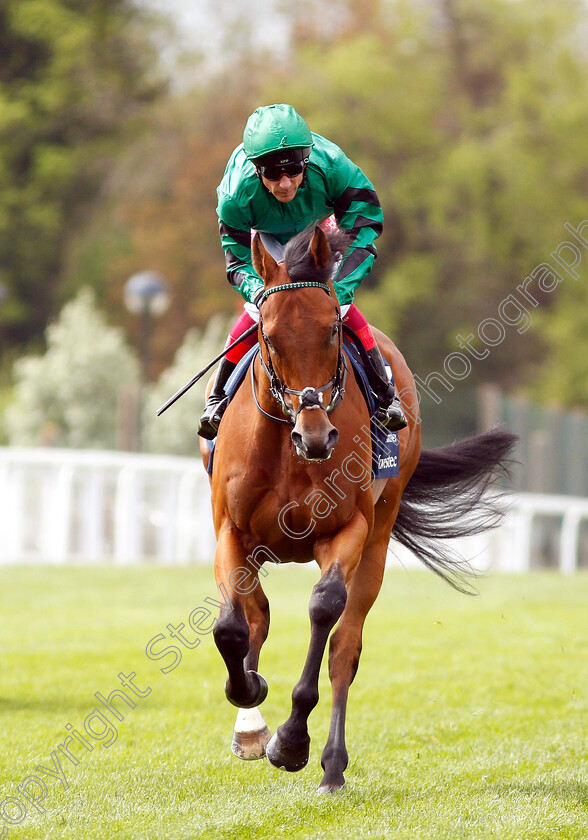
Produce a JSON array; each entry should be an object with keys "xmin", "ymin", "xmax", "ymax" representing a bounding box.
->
[{"xmin": 253, "ymin": 281, "xmax": 348, "ymax": 425}]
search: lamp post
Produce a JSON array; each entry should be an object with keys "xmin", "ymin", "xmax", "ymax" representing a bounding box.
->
[{"xmin": 124, "ymin": 271, "xmax": 170, "ymax": 450}]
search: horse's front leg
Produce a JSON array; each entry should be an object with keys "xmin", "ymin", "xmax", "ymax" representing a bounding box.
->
[
  {"xmin": 231, "ymin": 582, "xmax": 272, "ymax": 760},
  {"xmin": 213, "ymin": 525, "xmax": 270, "ymax": 715},
  {"xmin": 266, "ymin": 511, "xmax": 369, "ymax": 774}
]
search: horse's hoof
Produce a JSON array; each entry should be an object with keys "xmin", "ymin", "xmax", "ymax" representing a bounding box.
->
[
  {"xmin": 317, "ymin": 776, "xmax": 346, "ymax": 794},
  {"xmin": 266, "ymin": 731, "xmax": 310, "ymax": 772},
  {"xmin": 231, "ymin": 707, "xmax": 272, "ymax": 760},
  {"xmin": 225, "ymin": 671, "xmax": 268, "ymax": 709}
]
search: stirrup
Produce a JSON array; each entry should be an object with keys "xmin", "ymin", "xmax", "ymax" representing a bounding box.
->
[
  {"xmin": 197, "ymin": 396, "xmax": 229, "ymax": 440},
  {"xmin": 375, "ymin": 395, "xmax": 407, "ymax": 432}
]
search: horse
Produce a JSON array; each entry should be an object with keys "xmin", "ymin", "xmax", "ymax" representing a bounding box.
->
[{"xmin": 199, "ymin": 225, "xmax": 516, "ymax": 792}]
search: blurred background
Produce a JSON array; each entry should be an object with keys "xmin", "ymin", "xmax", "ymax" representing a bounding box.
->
[{"xmin": 2, "ymin": 0, "xmax": 588, "ymax": 567}]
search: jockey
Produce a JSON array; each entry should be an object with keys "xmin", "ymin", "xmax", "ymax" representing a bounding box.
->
[{"xmin": 198, "ymin": 103, "xmax": 407, "ymax": 440}]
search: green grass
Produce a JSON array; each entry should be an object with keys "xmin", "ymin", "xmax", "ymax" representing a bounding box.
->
[{"xmin": 0, "ymin": 564, "xmax": 587, "ymax": 839}]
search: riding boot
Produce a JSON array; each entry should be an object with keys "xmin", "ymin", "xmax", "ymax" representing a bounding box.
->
[
  {"xmin": 197, "ymin": 357, "xmax": 237, "ymax": 440},
  {"xmin": 364, "ymin": 345, "xmax": 407, "ymax": 432}
]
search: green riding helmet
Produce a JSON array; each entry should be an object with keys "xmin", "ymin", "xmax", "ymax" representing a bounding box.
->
[{"xmin": 243, "ymin": 104, "xmax": 314, "ymax": 164}]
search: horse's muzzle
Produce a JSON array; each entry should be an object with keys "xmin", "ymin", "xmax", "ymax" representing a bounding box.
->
[{"xmin": 291, "ymin": 422, "xmax": 339, "ymax": 462}]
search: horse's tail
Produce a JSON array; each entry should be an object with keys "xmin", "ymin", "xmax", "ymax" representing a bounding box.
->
[{"xmin": 392, "ymin": 426, "xmax": 518, "ymax": 593}]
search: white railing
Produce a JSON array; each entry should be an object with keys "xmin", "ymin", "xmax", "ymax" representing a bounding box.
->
[
  {"xmin": 1, "ymin": 447, "xmax": 587, "ymax": 572},
  {"xmin": 388, "ymin": 492, "xmax": 588, "ymax": 575},
  {"xmin": 499, "ymin": 492, "xmax": 588, "ymax": 574},
  {"xmin": 0, "ymin": 447, "xmax": 215, "ymax": 566}
]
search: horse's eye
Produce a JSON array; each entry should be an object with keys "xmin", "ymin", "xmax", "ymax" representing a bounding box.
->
[
  {"xmin": 331, "ymin": 322, "xmax": 339, "ymax": 338},
  {"xmin": 263, "ymin": 332, "xmax": 274, "ymax": 350}
]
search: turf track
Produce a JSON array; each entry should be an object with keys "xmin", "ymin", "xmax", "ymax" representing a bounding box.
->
[{"xmin": 0, "ymin": 564, "xmax": 586, "ymax": 839}]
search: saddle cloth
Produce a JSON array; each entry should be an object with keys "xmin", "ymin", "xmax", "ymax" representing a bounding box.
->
[{"xmin": 206, "ymin": 341, "xmax": 399, "ymax": 479}]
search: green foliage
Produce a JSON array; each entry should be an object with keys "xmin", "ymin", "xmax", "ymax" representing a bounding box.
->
[
  {"xmin": 74, "ymin": 0, "xmax": 588, "ymax": 418},
  {"xmin": 4, "ymin": 289, "xmax": 139, "ymax": 448},
  {"xmin": 267, "ymin": 0, "xmax": 588, "ymax": 402},
  {"xmin": 0, "ymin": 0, "xmax": 165, "ymax": 347},
  {"xmin": 533, "ymin": 287, "xmax": 588, "ymax": 407},
  {"xmin": 4, "ymin": 0, "xmax": 588, "ymax": 431},
  {"xmin": 62, "ymin": 79, "xmax": 261, "ymax": 371}
]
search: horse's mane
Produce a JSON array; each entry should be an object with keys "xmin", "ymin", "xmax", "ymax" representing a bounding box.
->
[{"xmin": 284, "ymin": 226, "xmax": 350, "ymax": 284}]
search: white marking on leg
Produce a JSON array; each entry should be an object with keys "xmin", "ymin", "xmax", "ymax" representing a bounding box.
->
[
  {"xmin": 231, "ymin": 707, "xmax": 272, "ymax": 760},
  {"xmin": 234, "ymin": 706, "xmax": 267, "ymax": 733}
]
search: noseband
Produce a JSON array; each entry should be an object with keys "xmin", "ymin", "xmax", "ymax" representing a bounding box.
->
[{"xmin": 254, "ymin": 282, "xmax": 347, "ymax": 425}]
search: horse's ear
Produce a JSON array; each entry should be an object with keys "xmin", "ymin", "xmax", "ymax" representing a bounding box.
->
[
  {"xmin": 310, "ymin": 226, "xmax": 331, "ymax": 271},
  {"xmin": 251, "ymin": 232, "xmax": 264, "ymax": 275},
  {"xmin": 252, "ymin": 233, "xmax": 278, "ymax": 282}
]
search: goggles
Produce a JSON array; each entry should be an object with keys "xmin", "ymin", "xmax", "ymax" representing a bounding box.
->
[{"xmin": 256, "ymin": 159, "xmax": 308, "ymax": 181}]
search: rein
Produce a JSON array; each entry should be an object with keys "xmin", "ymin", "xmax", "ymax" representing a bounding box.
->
[{"xmin": 255, "ymin": 281, "xmax": 348, "ymax": 425}]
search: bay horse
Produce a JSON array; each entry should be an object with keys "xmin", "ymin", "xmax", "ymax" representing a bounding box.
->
[{"xmin": 199, "ymin": 225, "xmax": 516, "ymax": 792}]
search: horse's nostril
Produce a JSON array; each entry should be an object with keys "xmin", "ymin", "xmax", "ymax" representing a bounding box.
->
[
  {"xmin": 327, "ymin": 428, "xmax": 339, "ymax": 449},
  {"xmin": 291, "ymin": 430, "xmax": 303, "ymax": 450}
]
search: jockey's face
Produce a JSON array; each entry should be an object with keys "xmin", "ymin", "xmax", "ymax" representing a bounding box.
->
[{"xmin": 260, "ymin": 171, "xmax": 304, "ymax": 202}]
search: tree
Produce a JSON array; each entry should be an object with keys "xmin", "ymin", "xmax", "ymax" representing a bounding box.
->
[
  {"xmin": 39, "ymin": 0, "xmax": 588, "ymax": 425},
  {"xmin": 62, "ymin": 78, "xmax": 263, "ymax": 375},
  {"xmin": 0, "ymin": 0, "xmax": 165, "ymax": 350},
  {"xmin": 268, "ymin": 0, "xmax": 588, "ymax": 402},
  {"xmin": 4, "ymin": 289, "xmax": 139, "ymax": 448}
]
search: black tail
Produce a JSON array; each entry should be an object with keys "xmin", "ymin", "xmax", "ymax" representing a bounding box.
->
[{"xmin": 392, "ymin": 427, "xmax": 518, "ymax": 593}]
